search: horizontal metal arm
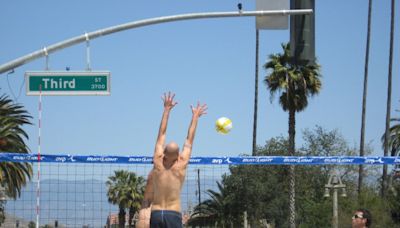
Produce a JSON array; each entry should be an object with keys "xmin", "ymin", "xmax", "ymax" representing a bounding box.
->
[{"xmin": 0, "ymin": 9, "xmax": 312, "ymax": 74}]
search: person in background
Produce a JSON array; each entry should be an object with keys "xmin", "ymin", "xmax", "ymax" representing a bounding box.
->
[
  {"xmin": 352, "ymin": 208, "xmax": 372, "ymax": 228},
  {"xmin": 136, "ymin": 170, "xmax": 154, "ymax": 228}
]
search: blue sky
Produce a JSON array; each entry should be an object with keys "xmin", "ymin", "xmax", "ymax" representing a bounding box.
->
[{"xmin": 0, "ymin": 0, "xmax": 399, "ymax": 157}]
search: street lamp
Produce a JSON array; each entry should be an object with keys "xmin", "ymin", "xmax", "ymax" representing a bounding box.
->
[{"xmin": 324, "ymin": 171, "xmax": 347, "ymax": 228}]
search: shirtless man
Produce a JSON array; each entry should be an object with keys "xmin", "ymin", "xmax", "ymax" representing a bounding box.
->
[{"xmin": 150, "ymin": 92, "xmax": 207, "ymax": 228}]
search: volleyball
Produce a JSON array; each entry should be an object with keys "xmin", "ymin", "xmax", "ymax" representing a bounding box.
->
[{"xmin": 215, "ymin": 117, "xmax": 233, "ymax": 134}]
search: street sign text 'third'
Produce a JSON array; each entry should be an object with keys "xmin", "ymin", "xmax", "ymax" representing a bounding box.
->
[{"xmin": 25, "ymin": 71, "xmax": 111, "ymax": 96}]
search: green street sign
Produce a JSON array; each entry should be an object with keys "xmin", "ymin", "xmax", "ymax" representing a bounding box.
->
[{"xmin": 25, "ymin": 71, "xmax": 111, "ymax": 96}]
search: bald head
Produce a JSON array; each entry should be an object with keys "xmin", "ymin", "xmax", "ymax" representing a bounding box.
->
[{"xmin": 164, "ymin": 142, "xmax": 180, "ymax": 158}]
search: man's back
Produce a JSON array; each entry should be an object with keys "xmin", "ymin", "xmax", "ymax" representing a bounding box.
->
[{"xmin": 151, "ymin": 161, "xmax": 186, "ymax": 212}]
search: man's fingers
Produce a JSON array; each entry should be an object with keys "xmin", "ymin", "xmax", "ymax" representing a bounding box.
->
[
  {"xmin": 162, "ymin": 92, "xmax": 177, "ymax": 107},
  {"xmin": 167, "ymin": 91, "xmax": 175, "ymax": 100},
  {"xmin": 190, "ymin": 102, "xmax": 207, "ymax": 116},
  {"xmin": 199, "ymin": 104, "xmax": 207, "ymax": 111},
  {"xmin": 201, "ymin": 105, "xmax": 208, "ymax": 115}
]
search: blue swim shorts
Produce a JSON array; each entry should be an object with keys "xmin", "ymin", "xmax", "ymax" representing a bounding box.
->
[{"xmin": 150, "ymin": 210, "xmax": 183, "ymax": 228}]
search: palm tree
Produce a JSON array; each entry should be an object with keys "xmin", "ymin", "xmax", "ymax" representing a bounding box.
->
[
  {"xmin": 189, "ymin": 181, "xmax": 234, "ymax": 228},
  {"xmin": 383, "ymin": 106, "xmax": 400, "ymax": 157},
  {"xmin": 125, "ymin": 174, "xmax": 145, "ymax": 227},
  {"xmin": 382, "ymin": 110, "xmax": 400, "ymax": 168},
  {"xmin": 358, "ymin": 0, "xmax": 373, "ymax": 197},
  {"xmin": 388, "ymin": 116, "xmax": 400, "ymax": 157},
  {"xmin": 383, "ymin": 0, "xmax": 396, "ymax": 197},
  {"xmin": 106, "ymin": 170, "xmax": 145, "ymax": 228},
  {"xmin": 383, "ymin": 111, "xmax": 400, "ymax": 213},
  {"xmin": 264, "ymin": 43, "xmax": 321, "ymax": 227},
  {"xmin": 0, "ymin": 95, "xmax": 33, "ymax": 199}
]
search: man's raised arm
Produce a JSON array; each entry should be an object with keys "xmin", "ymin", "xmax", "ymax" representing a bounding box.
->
[
  {"xmin": 153, "ymin": 92, "xmax": 177, "ymax": 169},
  {"xmin": 180, "ymin": 102, "xmax": 207, "ymax": 164}
]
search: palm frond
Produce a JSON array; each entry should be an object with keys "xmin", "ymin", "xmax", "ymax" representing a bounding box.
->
[
  {"xmin": 263, "ymin": 42, "xmax": 322, "ymax": 113},
  {"xmin": 0, "ymin": 94, "xmax": 33, "ymax": 200}
]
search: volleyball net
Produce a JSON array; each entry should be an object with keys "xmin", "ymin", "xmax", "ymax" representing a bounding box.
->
[{"xmin": 0, "ymin": 153, "xmax": 399, "ymax": 227}]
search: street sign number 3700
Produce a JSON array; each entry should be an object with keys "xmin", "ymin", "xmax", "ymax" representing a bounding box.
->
[{"xmin": 25, "ymin": 71, "xmax": 111, "ymax": 96}]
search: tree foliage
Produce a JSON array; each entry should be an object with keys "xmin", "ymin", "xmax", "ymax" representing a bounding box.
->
[
  {"xmin": 106, "ymin": 170, "xmax": 145, "ymax": 228},
  {"xmin": 264, "ymin": 43, "xmax": 322, "ymax": 113},
  {"xmin": 382, "ymin": 109, "xmax": 400, "ymax": 157},
  {"xmin": 190, "ymin": 126, "xmax": 398, "ymax": 227},
  {"xmin": 189, "ymin": 181, "xmax": 235, "ymax": 227},
  {"xmin": 0, "ymin": 95, "xmax": 33, "ymax": 225},
  {"xmin": 386, "ymin": 109, "xmax": 400, "ymax": 223}
]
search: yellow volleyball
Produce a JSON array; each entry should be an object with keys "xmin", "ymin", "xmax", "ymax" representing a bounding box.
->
[{"xmin": 215, "ymin": 117, "xmax": 233, "ymax": 134}]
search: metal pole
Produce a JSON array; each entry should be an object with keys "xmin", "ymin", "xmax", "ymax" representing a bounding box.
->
[
  {"xmin": 85, "ymin": 33, "xmax": 91, "ymax": 71},
  {"xmin": 244, "ymin": 211, "xmax": 248, "ymax": 228},
  {"xmin": 197, "ymin": 169, "xmax": 202, "ymax": 228},
  {"xmin": 0, "ymin": 9, "xmax": 312, "ymax": 74},
  {"xmin": 197, "ymin": 169, "xmax": 201, "ymax": 205},
  {"xmin": 332, "ymin": 188, "xmax": 338, "ymax": 228}
]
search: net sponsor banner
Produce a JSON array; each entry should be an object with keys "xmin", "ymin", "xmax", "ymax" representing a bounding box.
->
[{"xmin": 0, "ymin": 153, "xmax": 399, "ymax": 165}]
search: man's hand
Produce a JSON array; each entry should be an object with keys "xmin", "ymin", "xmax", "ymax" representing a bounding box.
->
[
  {"xmin": 191, "ymin": 102, "xmax": 207, "ymax": 118},
  {"xmin": 180, "ymin": 101, "xmax": 207, "ymax": 165},
  {"xmin": 162, "ymin": 92, "xmax": 177, "ymax": 111}
]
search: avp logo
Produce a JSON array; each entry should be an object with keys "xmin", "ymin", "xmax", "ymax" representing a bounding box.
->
[
  {"xmin": 212, "ymin": 159, "xmax": 223, "ymax": 164},
  {"xmin": 66, "ymin": 154, "xmax": 76, "ymax": 162},
  {"xmin": 225, "ymin": 157, "xmax": 232, "ymax": 164},
  {"xmin": 365, "ymin": 158, "xmax": 384, "ymax": 164},
  {"xmin": 69, "ymin": 155, "xmax": 76, "ymax": 162},
  {"xmin": 55, "ymin": 157, "xmax": 66, "ymax": 162}
]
